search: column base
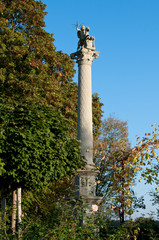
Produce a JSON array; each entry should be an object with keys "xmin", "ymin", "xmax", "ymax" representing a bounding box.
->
[{"xmin": 75, "ymin": 169, "xmax": 103, "ymax": 211}]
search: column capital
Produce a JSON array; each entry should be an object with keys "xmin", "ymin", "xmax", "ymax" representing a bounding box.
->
[{"xmin": 70, "ymin": 48, "xmax": 99, "ymax": 65}]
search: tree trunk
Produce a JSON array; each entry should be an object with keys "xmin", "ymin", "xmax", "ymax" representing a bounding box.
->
[
  {"xmin": 120, "ymin": 160, "xmax": 125, "ymax": 224},
  {"xmin": 12, "ymin": 190, "xmax": 17, "ymax": 235},
  {"xmin": 120, "ymin": 195, "xmax": 125, "ymax": 223},
  {"xmin": 17, "ymin": 187, "xmax": 22, "ymax": 239},
  {"xmin": 1, "ymin": 196, "xmax": 6, "ymax": 236},
  {"xmin": 1, "ymin": 196, "xmax": 6, "ymax": 220}
]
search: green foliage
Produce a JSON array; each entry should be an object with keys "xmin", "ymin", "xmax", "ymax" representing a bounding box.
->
[
  {"xmin": 0, "ymin": 0, "xmax": 103, "ymax": 138},
  {"xmin": 95, "ymin": 116, "xmax": 131, "ymax": 195},
  {"xmin": 0, "ymin": 0, "xmax": 78, "ymax": 132},
  {"xmin": 135, "ymin": 217, "xmax": 159, "ymax": 240},
  {"xmin": 94, "ymin": 116, "xmax": 135, "ymax": 222},
  {"xmin": 0, "ymin": 99, "xmax": 83, "ymax": 190},
  {"xmin": 94, "ymin": 118, "xmax": 159, "ymax": 223},
  {"xmin": 99, "ymin": 220, "xmax": 140, "ymax": 240},
  {"xmin": 0, "ymin": 190, "xmax": 101, "ymax": 240},
  {"xmin": 99, "ymin": 216, "xmax": 159, "ymax": 240},
  {"xmin": 1, "ymin": 196, "xmax": 159, "ymax": 240},
  {"xmin": 134, "ymin": 124, "xmax": 159, "ymax": 186},
  {"xmin": 0, "ymin": 187, "xmax": 159, "ymax": 240},
  {"xmin": 20, "ymin": 187, "xmax": 94, "ymax": 239},
  {"xmin": 150, "ymin": 191, "xmax": 159, "ymax": 219},
  {"xmin": 0, "ymin": 0, "xmax": 75, "ymax": 102},
  {"xmin": 92, "ymin": 93, "xmax": 104, "ymax": 141}
]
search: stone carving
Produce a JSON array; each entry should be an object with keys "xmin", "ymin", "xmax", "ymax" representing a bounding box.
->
[
  {"xmin": 70, "ymin": 25, "xmax": 99, "ymax": 62},
  {"xmin": 76, "ymin": 25, "xmax": 95, "ymax": 51}
]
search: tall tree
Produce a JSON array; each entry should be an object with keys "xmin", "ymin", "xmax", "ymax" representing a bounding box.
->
[
  {"xmin": 0, "ymin": 0, "xmax": 103, "ymax": 138},
  {"xmin": 95, "ymin": 117, "xmax": 131, "ymax": 193},
  {"xmin": 95, "ymin": 119, "xmax": 159, "ymax": 223},
  {"xmin": 0, "ymin": 99, "xmax": 84, "ymax": 236},
  {"xmin": 0, "ymin": 0, "xmax": 75, "ymax": 124},
  {"xmin": 94, "ymin": 117, "xmax": 136, "ymax": 223}
]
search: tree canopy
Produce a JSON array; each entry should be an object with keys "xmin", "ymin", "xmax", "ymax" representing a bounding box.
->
[
  {"xmin": 95, "ymin": 117, "xmax": 137, "ymax": 222},
  {"xmin": 0, "ymin": 99, "xmax": 84, "ymax": 191},
  {"xmin": 0, "ymin": 0, "xmax": 103, "ymax": 191},
  {"xmin": 95, "ymin": 116, "xmax": 131, "ymax": 196},
  {"xmin": 0, "ymin": 0, "xmax": 103, "ymax": 138},
  {"xmin": 95, "ymin": 117, "xmax": 159, "ymax": 223}
]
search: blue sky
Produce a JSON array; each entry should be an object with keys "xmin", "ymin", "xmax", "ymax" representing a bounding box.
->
[{"xmin": 42, "ymin": 0, "xmax": 159, "ymax": 218}]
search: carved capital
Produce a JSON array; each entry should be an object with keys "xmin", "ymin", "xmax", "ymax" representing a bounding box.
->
[{"xmin": 70, "ymin": 48, "xmax": 99, "ymax": 66}]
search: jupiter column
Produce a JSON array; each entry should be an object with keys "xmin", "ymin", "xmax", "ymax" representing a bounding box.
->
[{"xmin": 71, "ymin": 25, "xmax": 102, "ymax": 213}]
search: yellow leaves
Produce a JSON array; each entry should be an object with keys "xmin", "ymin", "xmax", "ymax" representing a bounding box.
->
[
  {"xmin": 139, "ymin": 161, "xmax": 145, "ymax": 166},
  {"xmin": 96, "ymin": 166, "xmax": 100, "ymax": 170},
  {"xmin": 130, "ymin": 173, "xmax": 134, "ymax": 178},
  {"xmin": 9, "ymin": 121, "xmax": 16, "ymax": 125},
  {"xmin": 136, "ymin": 136, "xmax": 140, "ymax": 141},
  {"xmin": 94, "ymin": 149, "xmax": 97, "ymax": 155},
  {"xmin": 86, "ymin": 148, "xmax": 93, "ymax": 153},
  {"xmin": 134, "ymin": 166, "xmax": 141, "ymax": 173},
  {"xmin": 94, "ymin": 180, "xmax": 101, "ymax": 186},
  {"xmin": 145, "ymin": 152, "xmax": 150, "ymax": 160},
  {"xmin": 131, "ymin": 156, "xmax": 139, "ymax": 165},
  {"xmin": 56, "ymin": 70, "xmax": 64, "ymax": 77},
  {"xmin": 145, "ymin": 133, "xmax": 151, "ymax": 136},
  {"xmin": 101, "ymin": 155, "xmax": 105, "ymax": 160},
  {"xmin": 124, "ymin": 198, "xmax": 132, "ymax": 208},
  {"xmin": 151, "ymin": 149, "xmax": 156, "ymax": 158}
]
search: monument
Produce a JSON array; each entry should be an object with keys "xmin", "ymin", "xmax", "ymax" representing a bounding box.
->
[{"xmin": 71, "ymin": 25, "xmax": 102, "ymax": 216}]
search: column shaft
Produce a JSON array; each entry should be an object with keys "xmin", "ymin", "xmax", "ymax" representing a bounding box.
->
[{"xmin": 77, "ymin": 61, "xmax": 93, "ymax": 169}]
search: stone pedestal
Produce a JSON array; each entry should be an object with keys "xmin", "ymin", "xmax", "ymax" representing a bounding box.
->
[
  {"xmin": 75, "ymin": 170, "xmax": 98, "ymax": 199},
  {"xmin": 71, "ymin": 25, "xmax": 102, "ymax": 217},
  {"xmin": 75, "ymin": 169, "xmax": 102, "ymax": 219}
]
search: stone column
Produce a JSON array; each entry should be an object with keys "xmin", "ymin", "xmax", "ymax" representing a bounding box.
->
[
  {"xmin": 77, "ymin": 48, "xmax": 96, "ymax": 170},
  {"xmin": 71, "ymin": 25, "xmax": 102, "ymax": 215}
]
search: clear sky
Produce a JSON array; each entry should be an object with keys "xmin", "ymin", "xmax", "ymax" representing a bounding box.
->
[{"xmin": 42, "ymin": 0, "xmax": 159, "ymax": 219}]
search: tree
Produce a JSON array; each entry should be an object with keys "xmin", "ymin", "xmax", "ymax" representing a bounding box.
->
[
  {"xmin": 0, "ymin": 0, "xmax": 76, "ymax": 126},
  {"xmin": 95, "ymin": 118, "xmax": 159, "ymax": 223},
  {"xmin": 0, "ymin": 0, "xmax": 103, "ymax": 139},
  {"xmin": 0, "ymin": 98, "xmax": 85, "ymax": 235},
  {"xmin": 94, "ymin": 116, "xmax": 138, "ymax": 223},
  {"xmin": 0, "ymin": 99, "xmax": 84, "ymax": 191}
]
